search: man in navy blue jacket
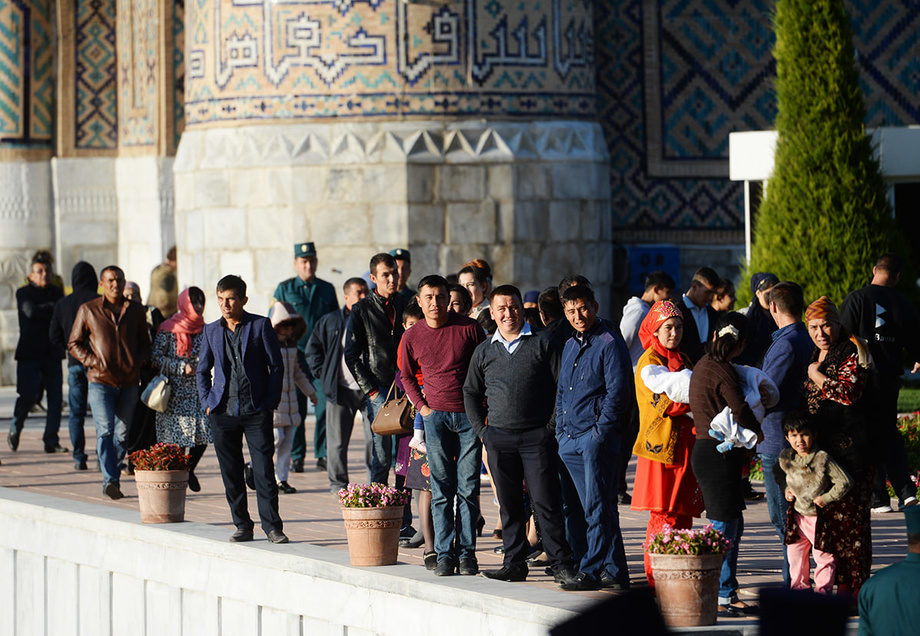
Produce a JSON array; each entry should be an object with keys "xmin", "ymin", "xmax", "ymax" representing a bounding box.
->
[
  {"xmin": 760, "ymin": 281, "xmax": 813, "ymax": 586},
  {"xmin": 197, "ymin": 275, "xmax": 286, "ymax": 543},
  {"xmin": 555, "ymin": 285, "xmax": 633, "ymax": 591}
]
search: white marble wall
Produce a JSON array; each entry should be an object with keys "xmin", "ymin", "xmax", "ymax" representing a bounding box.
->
[
  {"xmin": 115, "ymin": 156, "xmax": 176, "ymax": 295},
  {"xmin": 51, "ymin": 157, "xmax": 118, "ymax": 284},
  {"xmin": 0, "ymin": 160, "xmax": 54, "ymax": 384},
  {"xmin": 174, "ymin": 120, "xmax": 613, "ymax": 319},
  {"xmin": 0, "ymin": 489, "xmax": 587, "ymax": 636}
]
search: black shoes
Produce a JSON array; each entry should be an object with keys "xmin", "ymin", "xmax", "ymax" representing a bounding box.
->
[
  {"xmin": 267, "ymin": 529, "xmax": 289, "ymax": 544},
  {"xmin": 600, "ymin": 572, "xmax": 631, "ymax": 590},
  {"xmin": 423, "ymin": 551, "xmax": 439, "ymax": 570},
  {"xmin": 399, "ymin": 531, "xmax": 425, "ymax": 549},
  {"xmin": 458, "ymin": 557, "xmax": 479, "ymax": 575},
  {"xmin": 277, "ymin": 481, "xmax": 297, "ymax": 494},
  {"xmin": 74, "ymin": 460, "xmax": 88, "ymax": 471},
  {"xmin": 102, "ymin": 481, "xmax": 124, "ymax": 500},
  {"xmin": 230, "ymin": 527, "xmax": 254, "ymax": 542},
  {"xmin": 188, "ymin": 472, "xmax": 201, "ymax": 492},
  {"xmin": 244, "ymin": 464, "xmax": 255, "ymax": 490},
  {"xmin": 617, "ymin": 492, "xmax": 632, "ymax": 505},
  {"xmin": 316, "ymin": 457, "xmax": 326, "ymax": 471},
  {"xmin": 45, "ymin": 444, "xmax": 69, "ymax": 454},
  {"xmin": 481, "ymin": 563, "xmax": 528, "ymax": 582},
  {"xmin": 434, "ymin": 558, "xmax": 456, "ymax": 576},
  {"xmin": 560, "ymin": 572, "xmax": 602, "ymax": 591},
  {"xmin": 8, "ymin": 430, "xmax": 19, "ymax": 451},
  {"xmin": 549, "ymin": 562, "xmax": 579, "ymax": 585},
  {"xmin": 292, "ymin": 459, "xmax": 305, "ymax": 473}
]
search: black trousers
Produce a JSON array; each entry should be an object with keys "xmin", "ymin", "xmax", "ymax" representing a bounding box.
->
[
  {"xmin": 871, "ymin": 376, "xmax": 915, "ymax": 502},
  {"xmin": 210, "ymin": 410, "xmax": 282, "ymax": 534},
  {"xmin": 483, "ymin": 426, "xmax": 573, "ymax": 567}
]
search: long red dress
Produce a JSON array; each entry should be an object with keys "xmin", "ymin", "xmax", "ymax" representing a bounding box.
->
[{"xmin": 631, "ymin": 347, "xmax": 705, "ymax": 584}]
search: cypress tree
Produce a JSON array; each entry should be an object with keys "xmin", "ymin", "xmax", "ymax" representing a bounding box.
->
[{"xmin": 739, "ymin": 0, "xmax": 908, "ymax": 307}]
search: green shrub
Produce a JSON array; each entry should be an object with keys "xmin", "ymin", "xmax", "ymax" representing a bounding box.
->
[{"xmin": 738, "ymin": 0, "xmax": 910, "ymax": 307}]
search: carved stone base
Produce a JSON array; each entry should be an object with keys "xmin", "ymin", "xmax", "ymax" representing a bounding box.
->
[{"xmin": 173, "ymin": 119, "xmax": 613, "ymax": 318}]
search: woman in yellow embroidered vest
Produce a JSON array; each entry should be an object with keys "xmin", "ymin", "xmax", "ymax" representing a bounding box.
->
[{"xmin": 631, "ymin": 300, "xmax": 705, "ymax": 585}]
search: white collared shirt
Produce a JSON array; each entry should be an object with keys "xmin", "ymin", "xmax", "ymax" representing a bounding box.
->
[
  {"xmin": 491, "ymin": 321, "xmax": 533, "ymax": 354},
  {"xmin": 682, "ymin": 293, "xmax": 709, "ymax": 344}
]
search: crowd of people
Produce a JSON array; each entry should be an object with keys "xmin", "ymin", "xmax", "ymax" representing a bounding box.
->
[{"xmin": 5, "ymin": 244, "xmax": 920, "ymax": 622}]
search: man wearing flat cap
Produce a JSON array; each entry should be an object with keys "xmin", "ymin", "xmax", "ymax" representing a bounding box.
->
[
  {"xmin": 390, "ymin": 248, "xmax": 416, "ymax": 303},
  {"xmin": 272, "ymin": 242, "xmax": 339, "ymax": 472},
  {"xmin": 858, "ymin": 505, "xmax": 920, "ymax": 635}
]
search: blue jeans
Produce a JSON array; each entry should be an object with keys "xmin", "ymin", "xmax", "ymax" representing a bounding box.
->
[
  {"xmin": 557, "ymin": 430, "xmax": 628, "ymax": 583},
  {"xmin": 759, "ymin": 453, "xmax": 790, "ymax": 586},
  {"xmin": 365, "ymin": 391, "xmax": 390, "ymax": 484},
  {"xmin": 423, "ymin": 410, "xmax": 482, "ymax": 561},
  {"xmin": 9, "ymin": 357, "xmax": 63, "ymax": 448},
  {"xmin": 710, "ymin": 517, "xmax": 744, "ymax": 604},
  {"xmin": 87, "ymin": 383, "xmax": 137, "ymax": 485},
  {"xmin": 68, "ymin": 365, "xmax": 89, "ymax": 463}
]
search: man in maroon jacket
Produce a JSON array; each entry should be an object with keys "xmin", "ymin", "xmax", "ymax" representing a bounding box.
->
[{"xmin": 399, "ymin": 274, "xmax": 485, "ymax": 577}]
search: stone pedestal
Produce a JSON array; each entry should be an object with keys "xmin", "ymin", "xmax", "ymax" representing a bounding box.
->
[
  {"xmin": 174, "ymin": 120, "xmax": 612, "ymax": 318},
  {"xmin": 51, "ymin": 158, "xmax": 118, "ymax": 282}
]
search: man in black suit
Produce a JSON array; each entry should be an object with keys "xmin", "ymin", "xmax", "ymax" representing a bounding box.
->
[
  {"xmin": 677, "ymin": 267, "xmax": 720, "ymax": 364},
  {"xmin": 197, "ymin": 274, "xmax": 286, "ymax": 543}
]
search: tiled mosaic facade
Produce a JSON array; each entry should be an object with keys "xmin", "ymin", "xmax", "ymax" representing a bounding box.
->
[
  {"xmin": 184, "ymin": 0, "xmax": 596, "ymax": 126},
  {"xmin": 75, "ymin": 0, "xmax": 117, "ymax": 150},
  {"xmin": 0, "ymin": 0, "xmax": 54, "ymax": 160},
  {"xmin": 117, "ymin": 0, "xmax": 184, "ymax": 155},
  {"xmin": 596, "ymin": 0, "xmax": 920, "ymax": 239}
]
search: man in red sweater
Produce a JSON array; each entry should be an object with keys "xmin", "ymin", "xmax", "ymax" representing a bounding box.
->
[{"xmin": 399, "ymin": 274, "xmax": 485, "ymax": 577}]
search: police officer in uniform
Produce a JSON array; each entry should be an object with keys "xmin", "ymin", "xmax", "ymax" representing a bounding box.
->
[{"xmin": 272, "ymin": 242, "xmax": 338, "ymax": 472}]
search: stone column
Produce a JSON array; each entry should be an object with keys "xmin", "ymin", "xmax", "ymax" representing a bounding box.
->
[
  {"xmin": 176, "ymin": 0, "xmax": 610, "ymax": 317},
  {"xmin": 0, "ymin": 1, "xmax": 56, "ymax": 383}
]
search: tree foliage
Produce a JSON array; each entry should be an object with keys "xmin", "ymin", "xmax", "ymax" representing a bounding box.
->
[{"xmin": 739, "ymin": 0, "xmax": 908, "ymax": 307}]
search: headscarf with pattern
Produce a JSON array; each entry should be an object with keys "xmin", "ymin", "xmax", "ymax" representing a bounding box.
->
[
  {"xmin": 805, "ymin": 296, "xmax": 872, "ymax": 369},
  {"xmin": 157, "ymin": 288, "xmax": 204, "ymax": 358},
  {"xmin": 639, "ymin": 300, "xmax": 686, "ymax": 372}
]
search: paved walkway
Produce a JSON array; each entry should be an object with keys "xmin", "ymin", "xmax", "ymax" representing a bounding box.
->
[{"xmin": 0, "ymin": 386, "xmax": 910, "ymax": 626}]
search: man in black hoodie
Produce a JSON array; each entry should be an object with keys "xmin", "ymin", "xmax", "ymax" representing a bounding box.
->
[
  {"xmin": 49, "ymin": 262, "xmax": 100, "ymax": 470},
  {"xmin": 8, "ymin": 253, "xmax": 66, "ymax": 454}
]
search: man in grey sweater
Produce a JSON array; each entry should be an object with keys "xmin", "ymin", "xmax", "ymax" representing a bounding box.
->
[{"xmin": 464, "ymin": 285, "xmax": 577, "ymax": 583}]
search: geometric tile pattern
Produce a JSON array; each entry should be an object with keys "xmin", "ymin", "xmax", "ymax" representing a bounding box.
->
[
  {"xmin": 174, "ymin": 0, "xmax": 186, "ymax": 151},
  {"xmin": 75, "ymin": 0, "xmax": 118, "ymax": 149},
  {"xmin": 184, "ymin": 0, "xmax": 597, "ymax": 126},
  {"xmin": 0, "ymin": 0, "xmax": 54, "ymax": 155},
  {"xmin": 596, "ymin": 0, "xmax": 920, "ymax": 235},
  {"xmin": 118, "ymin": 0, "xmax": 160, "ymax": 149}
]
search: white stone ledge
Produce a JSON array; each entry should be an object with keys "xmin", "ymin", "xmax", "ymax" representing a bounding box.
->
[
  {"xmin": 0, "ymin": 488, "xmax": 591, "ymax": 636},
  {"xmin": 175, "ymin": 121, "xmax": 609, "ymax": 172}
]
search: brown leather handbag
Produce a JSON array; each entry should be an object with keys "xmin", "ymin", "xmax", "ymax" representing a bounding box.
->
[{"xmin": 370, "ymin": 381, "xmax": 414, "ymax": 436}]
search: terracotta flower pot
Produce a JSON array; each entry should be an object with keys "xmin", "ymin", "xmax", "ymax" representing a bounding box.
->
[
  {"xmin": 135, "ymin": 469, "xmax": 188, "ymax": 523},
  {"xmin": 648, "ymin": 552, "xmax": 723, "ymax": 627},
  {"xmin": 341, "ymin": 505, "xmax": 403, "ymax": 566}
]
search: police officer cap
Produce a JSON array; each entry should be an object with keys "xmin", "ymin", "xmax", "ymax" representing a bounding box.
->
[
  {"xmin": 294, "ymin": 242, "xmax": 316, "ymax": 258},
  {"xmin": 906, "ymin": 504, "xmax": 920, "ymax": 534},
  {"xmin": 390, "ymin": 248, "xmax": 410, "ymax": 262}
]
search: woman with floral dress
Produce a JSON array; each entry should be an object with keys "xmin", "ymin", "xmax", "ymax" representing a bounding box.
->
[
  {"xmin": 802, "ymin": 296, "xmax": 874, "ymax": 599},
  {"xmin": 152, "ymin": 287, "xmax": 210, "ymax": 492}
]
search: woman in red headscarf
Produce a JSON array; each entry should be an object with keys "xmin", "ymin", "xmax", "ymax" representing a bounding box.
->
[
  {"xmin": 631, "ymin": 300, "xmax": 705, "ymax": 585},
  {"xmin": 801, "ymin": 296, "xmax": 874, "ymax": 599},
  {"xmin": 152, "ymin": 287, "xmax": 209, "ymax": 492}
]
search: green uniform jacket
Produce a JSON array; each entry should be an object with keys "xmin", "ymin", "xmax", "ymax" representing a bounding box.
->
[
  {"xmin": 272, "ymin": 277, "xmax": 338, "ymax": 352},
  {"xmin": 858, "ymin": 553, "xmax": 920, "ymax": 636}
]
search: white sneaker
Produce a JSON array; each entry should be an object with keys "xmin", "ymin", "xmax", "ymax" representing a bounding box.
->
[
  {"xmin": 408, "ymin": 438, "xmax": 427, "ymax": 454},
  {"xmin": 871, "ymin": 504, "xmax": 894, "ymax": 514},
  {"xmin": 898, "ymin": 496, "xmax": 918, "ymax": 511}
]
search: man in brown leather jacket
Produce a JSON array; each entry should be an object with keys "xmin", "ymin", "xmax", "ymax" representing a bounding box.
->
[{"xmin": 68, "ymin": 265, "xmax": 150, "ymax": 500}]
